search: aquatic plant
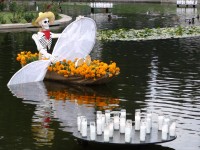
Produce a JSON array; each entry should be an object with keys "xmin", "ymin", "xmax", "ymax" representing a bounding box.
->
[{"xmin": 97, "ymin": 26, "xmax": 200, "ymax": 41}]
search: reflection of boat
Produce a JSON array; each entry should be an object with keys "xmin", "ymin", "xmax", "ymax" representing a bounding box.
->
[
  {"xmin": 8, "ymin": 81, "xmax": 120, "ymax": 109},
  {"xmin": 45, "ymin": 81, "xmax": 120, "ymax": 110},
  {"xmin": 8, "ymin": 81, "xmax": 48, "ymax": 103},
  {"xmin": 8, "ymin": 81, "xmax": 120, "ymax": 134}
]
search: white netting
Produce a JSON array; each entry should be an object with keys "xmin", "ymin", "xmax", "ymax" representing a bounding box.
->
[
  {"xmin": 7, "ymin": 60, "xmax": 51, "ymax": 85},
  {"xmin": 53, "ymin": 17, "xmax": 96, "ymax": 61}
]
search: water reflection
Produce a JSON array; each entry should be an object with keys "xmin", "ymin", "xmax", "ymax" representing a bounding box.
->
[
  {"xmin": 99, "ymin": 39, "xmax": 200, "ymax": 150},
  {"xmin": 176, "ymin": 7, "xmax": 199, "ymax": 25},
  {"xmin": 8, "ymin": 81, "xmax": 120, "ymax": 146},
  {"xmin": 141, "ymin": 39, "xmax": 200, "ymax": 150}
]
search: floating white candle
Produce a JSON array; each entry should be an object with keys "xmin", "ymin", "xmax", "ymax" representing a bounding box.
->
[
  {"xmin": 135, "ymin": 109, "xmax": 141, "ymax": 131},
  {"xmin": 101, "ymin": 114, "xmax": 105, "ymax": 132},
  {"xmin": 120, "ymin": 109, "xmax": 126, "ymax": 119},
  {"xmin": 125, "ymin": 128, "xmax": 131, "ymax": 143},
  {"xmin": 109, "ymin": 119, "xmax": 114, "ymax": 138},
  {"xmin": 97, "ymin": 117, "xmax": 102, "ymax": 135},
  {"xmin": 120, "ymin": 117, "xmax": 126, "ymax": 134},
  {"xmin": 126, "ymin": 119, "xmax": 133, "ymax": 130},
  {"xmin": 135, "ymin": 109, "xmax": 141, "ymax": 116},
  {"xmin": 77, "ymin": 116, "xmax": 81, "ymax": 132},
  {"xmin": 146, "ymin": 110, "xmax": 152, "ymax": 128},
  {"xmin": 90, "ymin": 122, "xmax": 96, "ymax": 141},
  {"xmin": 105, "ymin": 110, "xmax": 110, "ymax": 123},
  {"xmin": 96, "ymin": 111, "xmax": 102, "ymax": 119},
  {"xmin": 164, "ymin": 116, "xmax": 170, "ymax": 125},
  {"xmin": 81, "ymin": 117, "xmax": 87, "ymax": 137},
  {"xmin": 162, "ymin": 122, "xmax": 168, "ymax": 140},
  {"xmin": 164, "ymin": 116, "xmax": 170, "ymax": 133},
  {"xmin": 104, "ymin": 125, "xmax": 110, "ymax": 142},
  {"xmin": 146, "ymin": 116, "xmax": 151, "ymax": 134},
  {"xmin": 79, "ymin": 116, "xmax": 85, "ymax": 134},
  {"xmin": 158, "ymin": 113, "xmax": 164, "ymax": 131},
  {"xmin": 169, "ymin": 121, "xmax": 176, "ymax": 137},
  {"xmin": 125, "ymin": 120, "xmax": 132, "ymax": 143},
  {"xmin": 114, "ymin": 112, "xmax": 120, "ymax": 130},
  {"xmin": 140, "ymin": 120, "xmax": 146, "ymax": 141}
]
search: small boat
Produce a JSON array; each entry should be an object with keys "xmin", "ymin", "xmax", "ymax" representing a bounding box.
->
[
  {"xmin": 45, "ymin": 71, "xmax": 118, "ymax": 85},
  {"xmin": 8, "ymin": 17, "xmax": 120, "ymax": 86}
]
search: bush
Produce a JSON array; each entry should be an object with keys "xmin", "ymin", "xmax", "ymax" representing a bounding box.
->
[
  {"xmin": 0, "ymin": 1, "xmax": 6, "ymax": 11},
  {"xmin": 23, "ymin": 12, "xmax": 36, "ymax": 23},
  {"xmin": 9, "ymin": 11, "xmax": 25, "ymax": 23},
  {"xmin": 41, "ymin": 3, "xmax": 61, "ymax": 20},
  {"xmin": 9, "ymin": 1, "xmax": 18, "ymax": 12},
  {"xmin": 9, "ymin": 2, "xmax": 25, "ymax": 23},
  {"xmin": 0, "ymin": 14, "xmax": 6, "ymax": 24}
]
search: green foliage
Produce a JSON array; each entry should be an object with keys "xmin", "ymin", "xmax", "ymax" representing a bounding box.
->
[
  {"xmin": 0, "ymin": 1, "xmax": 62, "ymax": 24},
  {"xmin": 26, "ymin": 56, "xmax": 38, "ymax": 64},
  {"xmin": 23, "ymin": 12, "xmax": 36, "ymax": 23},
  {"xmin": 8, "ymin": 2, "xmax": 28, "ymax": 23},
  {"xmin": 9, "ymin": 1, "xmax": 18, "ymax": 12},
  {"xmin": 9, "ymin": 10, "xmax": 24, "ymax": 23},
  {"xmin": 50, "ymin": 3, "xmax": 60, "ymax": 19},
  {"xmin": 0, "ymin": 1, "xmax": 37, "ymax": 24},
  {"xmin": 0, "ymin": 14, "xmax": 6, "ymax": 24},
  {"xmin": 20, "ymin": 2, "xmax": 29, "ymax": 12},
  {"xmin": 41, "ymin": 3, "xmax": 61, "ymax": 20},
  {"xmin": 175, "ymin": 26, "xmax": 183, "ymax": 36},
  {"xmin": 0, "ymin": 1, "xmax": 6, "ymax": 11}
]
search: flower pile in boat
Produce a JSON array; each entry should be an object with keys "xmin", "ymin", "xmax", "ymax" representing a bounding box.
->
[
  {"xmin": 16, "ymin": 51, "xmax": 120, "ymax": 79},
  {"xmin": 48, "ymin": 59, "xmax": 120, "ymax": 79}
]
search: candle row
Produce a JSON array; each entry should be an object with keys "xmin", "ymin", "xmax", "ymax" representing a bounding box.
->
[
  {"xmin": 135, "ymin": 109, "xmax": 176, "ymax": 141},
  {"xmin": 77, "ymin": 109, "xmax": 133, "ymax": 142},
  {"xmin": 77, "ymin": 109, "xmax": 176, "ymax": 143}
]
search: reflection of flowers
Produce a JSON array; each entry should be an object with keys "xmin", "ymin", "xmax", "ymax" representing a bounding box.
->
[
  {"xmin": 16, "ymin": 51, "xmax": 120, "ymax": 80},
  {"xmin": 48, "ymin": 90, "xmax": 120, "ymax": 110}
]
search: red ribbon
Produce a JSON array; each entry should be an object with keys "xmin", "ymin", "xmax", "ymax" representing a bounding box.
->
[{"xmin": 42, "ymin": 30, "xmax": 51, "ymax": 40}]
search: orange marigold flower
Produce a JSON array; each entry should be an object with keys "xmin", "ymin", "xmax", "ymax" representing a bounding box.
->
[
  {"xmin": 56, "ymin": 61, "xmax": 61, "ymax": 66},
  {"xmin": 16, "ymin": 57, "xmax": 20, "ymax": 61},
  {"xmin": 109, "ymin": 74, "xmax": 113, "ymax": 77},
  {"xmin": 48, "ymin": 66, "xmax": 53, "ymax": 71},
  {"xmin": 16, "ymin": 51, "xmax": 120, "ymax": 80},
  {"xmin": 63, "ymin": 59, "xmax": 67, "ymax": 63}
]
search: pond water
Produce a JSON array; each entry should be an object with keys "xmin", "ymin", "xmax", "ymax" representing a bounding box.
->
[{"xmin": 0, "ymin": 2, "xmax": 200, "ymax": 150}]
